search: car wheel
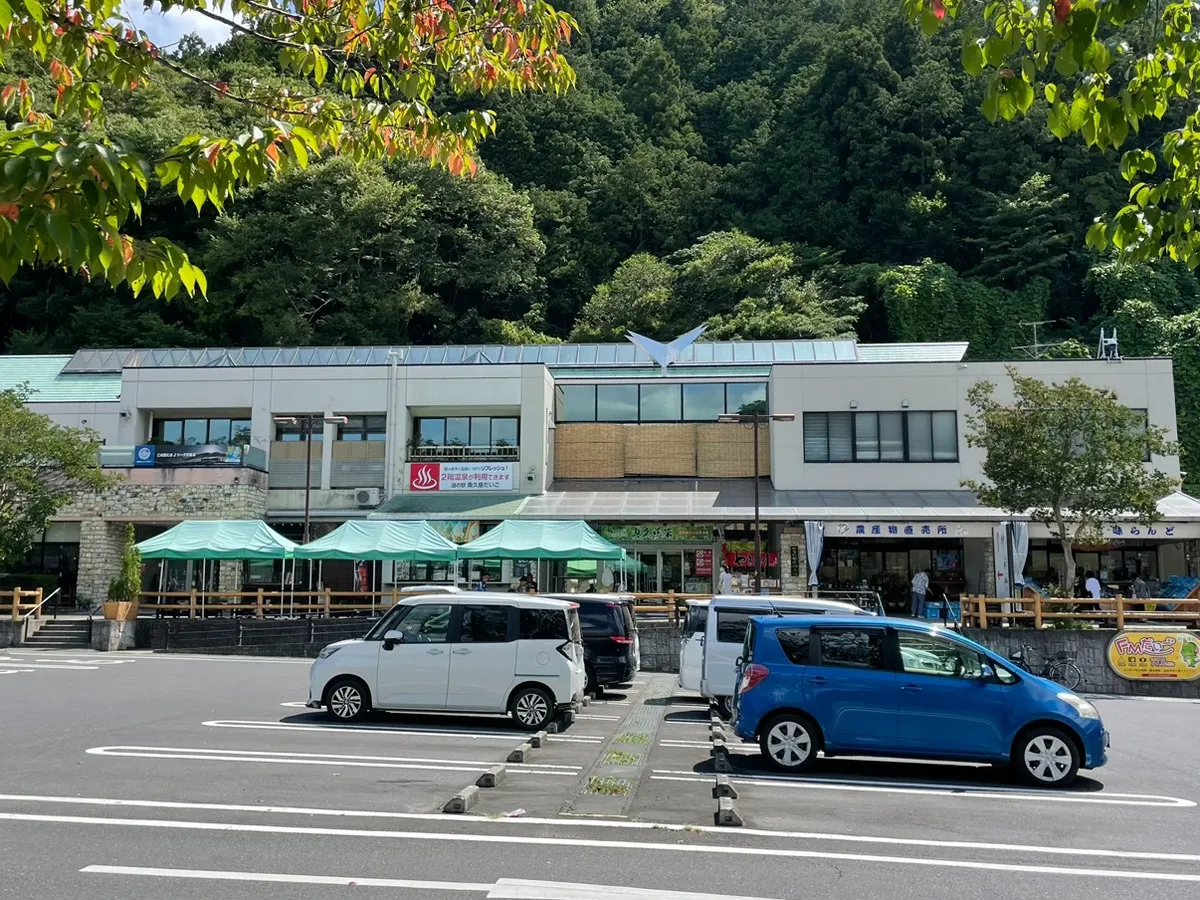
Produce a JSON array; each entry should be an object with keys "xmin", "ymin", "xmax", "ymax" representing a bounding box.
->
[
  {"xmin": 326, "ymin": 678, "xmax": 370, "ymax": 723},
  {"xmin": 716, "ymin": 696, "xmax": 734, "ymax": 720},
  {"xmin": 760, "ymin": 713, "xmax": 820, "ymax": 773},
  {"xmin": 510, "ymin": 686, "xmax": 554, "ymax": 731},
  {"xmin": 585, "ymin": 665, "xmax": 601, "ymax": 697},
  {"xmin": 1013, "ymin": 726, "xmax": 1080, "ymax": 787}
]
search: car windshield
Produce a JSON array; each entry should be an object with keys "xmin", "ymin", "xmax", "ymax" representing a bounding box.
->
[{"xmin": 364, "ymin": 603, "xmax": 409, "ymax": 640}]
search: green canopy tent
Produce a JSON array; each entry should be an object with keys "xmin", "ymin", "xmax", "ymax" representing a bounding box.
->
[
  {"xmin": 456, "ymin": 520, "xmax": 627, "ymax": 591},
  {"xmin": 136, "ymin": 520, "xmax": 298, "ymax": 616},
  {"xmin": 567, "ymin": 558, "xmax": 647, "ymax": 579},
  {"xmin": 294, "ymin": 521, "xmax": 459, "ymax": 607}
]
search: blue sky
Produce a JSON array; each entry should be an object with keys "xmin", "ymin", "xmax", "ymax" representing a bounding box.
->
[{"xmin": 123, "ymin": 1, "xmax": 234, "ymax": 50}]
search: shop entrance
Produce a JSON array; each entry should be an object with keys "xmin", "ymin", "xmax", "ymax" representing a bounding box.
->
[{"xmin": 630, "ymin": 548, "xmax": 712, "ymax": 593}]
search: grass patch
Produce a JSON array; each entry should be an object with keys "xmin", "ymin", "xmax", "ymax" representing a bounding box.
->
[
  {"xmin": 615, "ymin": 731, "xmax": 651, "ymax": 744},
  {"xmin": 604, "ymin": 750, "xmax": 641, "ymax": 766},
  {"xmin": 585, "ymin": 776, "xmax": 632, "ymax": 796}
]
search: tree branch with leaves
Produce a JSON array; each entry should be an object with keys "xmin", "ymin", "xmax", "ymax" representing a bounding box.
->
[
  {"xmin": 0, "ymin": 0, "xmax": 576, "ymax": 298},
  {"xmin": 963, "ymin": 367, "xmax": 1177, "ymax": 592}
]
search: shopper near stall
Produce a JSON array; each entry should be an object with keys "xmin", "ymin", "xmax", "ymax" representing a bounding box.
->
[
  {"xmin": 719, "ymin": 564, "xmax": 734, "ymax": 595},
  {"xmin": 911, "ymin": 568, "xmax": 930, "ymax": 618}
]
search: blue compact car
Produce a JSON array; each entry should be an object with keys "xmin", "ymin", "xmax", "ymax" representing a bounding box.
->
[{"xmin": 731, "ymin": 616, "xmax": 1108, "ymax": 787}]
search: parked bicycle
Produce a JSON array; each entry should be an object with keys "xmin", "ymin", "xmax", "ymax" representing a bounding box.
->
[{"xmin": 1007, "ymin": 644, "xmax": 1083, "ymax": 691}]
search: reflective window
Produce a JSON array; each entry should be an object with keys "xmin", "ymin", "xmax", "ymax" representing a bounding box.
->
[
  {"xmin": 775, "ymin": 627, "xmax": 811, "ymax": 665},
  {"xmin": 716, "ymin": 609, "xmax": 771, "ymax": 644},
  {"xmin": 417, "ymin": 418, "xmax": 445, "ymax": 446},
  {"xmin": 897, "ymin": 631, "xmax": 985, "ymax": 678},
  {"xmin": 640, "ymin": 383, "xmax": 682, "ymax": 421},
  {"xmin": 816, "ymin": 628, "xmax": 885, "ymax": 669},
  {"xmin": 459, "ymin": 605, "xmax": 512, "ymax": 643},
  {"xmin": 932, "ymin": 411, "xmax": 958, "ymax": 461},
  {"xmin": 413, "ymin": 417, "xmax": 519, "ymax": 448},
  {"xmin": 154, "ymin": 417, "xmax": 252, "ymax": 446},
  {"xmin": 726, "ymin": 382, "xmax": 767, "ymax": 415},
  {"xmin": 683, "ymin": 383, "xmax": 725, "ymax": 421},
  {"xmin": 396, "ymin": 604, "xmax": 452, "ymax": 643},
  {"xmin": 908, "ymin": 411, "xmax": 933, "ymax": 461},
  {"xmin": 274, "ymin": 418, "xmax": 324, "ymax": 442},
  {"xmin": 802, "ymin": 411, "xmax": 958, "ymax": 463},
  {"xmin": 470, "ymin": 417, "xmax": 491, "ymax": 447},
  {"xmin": 519, "ymin": 608, "xmax": 568, "ymax": 640},
  {"xmin": 183, "ymin": 419, "xmax": 208, "ymax": 445},
  {"xmin": 157, "ymin": 420, "xmax": 182, "ymax": 445},
  {"xmin": 854, "ymin": 412, "xmax": 879, "ymax": 461},
  {"xmin": 445, "ymin": 417, "xmax": 470, "ymax": 446},
  {"xmin": 338, "ymin": 415, "xmax": 387, "ymax": 441},
  {"xmin": 207, "ymin": 418, "xmax": 232, "ymax": 445},
  {"xmin": 880, "ymin": 412, "xmax": 904, "ymax": 461},
  {"xmin": 492, "ymin": 418, "xmax": 519, "ymax": 447},
  {"xmin": 597, "ymin": 384, "xmax": 638, "ymax": 422},
  {"xmin": 558, "ymin": 384, "xmax": 596, "ymax": 422},
  {"xmin": 828, "ymin": 412, "xmax": 854, "ymax": 461}
]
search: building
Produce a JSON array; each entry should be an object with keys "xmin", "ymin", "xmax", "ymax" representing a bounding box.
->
[{"xmin": 4, "ymin": 339, "xmax": 1197, "ymax": 612}]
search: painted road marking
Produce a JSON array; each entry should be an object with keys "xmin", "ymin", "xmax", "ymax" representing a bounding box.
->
[
  {"xmin": 576, "ymin": 714, "xmax": 622, "ymax": 721},
  {"xmin": 649, "ymin": 771, "xmax": 1196, "ymax": 807},
  {"xmin": 85, "ymin": 746, "xmax": 581, "ymax": 775},
  {"xmin": 0, "ymin": 662, "xmax": 98, "ymax": 670},
  {"xmin": 0, "ymin": 668, "xmax": 36, "ymax": 675},
  {"xmin": 4, "ymin": 813, "xmax": 1196, "ymax": 883},
  {"xmin": 80, "ymin": 866, "xmax": 785, "ymax": 900},
  {"xmin": 203, "ymin": 719, "xmax": 606, "ymax": 744},
  {"xmin": 8, "ymin": 794, "xmax": 1200, "ymax": 865}
]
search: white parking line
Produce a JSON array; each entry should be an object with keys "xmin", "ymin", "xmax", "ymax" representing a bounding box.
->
[
  {"xmin": 576, "ymin": 714, "xmax": 622, "ymax": 721},
  {"xmin": 0, "ymin": 668, "xmax": 35, "ymax": 675},
  {"xmin": 85, "ymin": 746, "xmax": 581, "ymax": 775},
  {"xmin": 203, "ymin": 719, "xmax": 606, "ymax": 744},
  {"xmin": 649, "ymin": 771, "xmax": 1196, "ymax": 807},
  {"xmin": 0, "ymin": 662, "xmax": 98, "ymax": 670},
  {"xmin": 1, "ymin": 812, "xmax": 1194, "ymax": 882},
  {"xmin": 8, "ymin": 794, "xmax": 1200, "ymax": 866}
]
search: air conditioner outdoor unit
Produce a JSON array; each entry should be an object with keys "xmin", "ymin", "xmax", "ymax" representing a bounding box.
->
[{"xmin": 355, "ymin": 487, "xmax": 382, "ymax": 508}]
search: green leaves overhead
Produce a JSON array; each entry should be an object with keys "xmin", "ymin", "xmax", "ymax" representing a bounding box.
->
[
  {"xmin": 0, "ymin": 0, "xmax": 577, "ymax": 297},
  {"xmin": 906, "ymin": 0, "xmax": 1200, "ymax": 267}
]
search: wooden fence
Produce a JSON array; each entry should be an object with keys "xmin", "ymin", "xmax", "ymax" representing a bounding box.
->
[
  {"xmin": 2, "ymin": 588, "xmax": 44, "ymax": 621},
  {"xmin": 137, "ymin": 589, "xmax": 402, "ymax": 619},
  {"xmin": 960, "ymin": 594, "xmax": 1200, "ymax": 629}
]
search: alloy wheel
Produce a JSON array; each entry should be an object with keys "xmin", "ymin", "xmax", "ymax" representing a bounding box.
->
[
  {"xmin": 516, "ymin": 691, "xmax": 549, "ymax": 727},
  {"xmin": 1023, "ymin": 734, "xmax": 1073, "ymax": 783},
  {"xmin": 330, "ymin": 685, "xmax": 362, "ymax": 720},
  {"xmin": 766, "ymin": 719, "xmax": 813, "ymax": 768}
]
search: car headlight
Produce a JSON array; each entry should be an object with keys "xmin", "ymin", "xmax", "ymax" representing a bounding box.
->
[
  {"xmin": 317, "ymin": 645, "xmax": 342, "ymax": 660},
  {"xmin": 1058, "ymin": 692, "xmax": 1099, "ymax": 719}
]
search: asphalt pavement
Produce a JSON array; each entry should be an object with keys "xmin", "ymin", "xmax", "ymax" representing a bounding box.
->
[{"xmin": 1, "ymin": 647, "xmax": 1198, "ymax": 899}]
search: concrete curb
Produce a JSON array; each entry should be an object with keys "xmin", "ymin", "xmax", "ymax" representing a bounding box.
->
[
  {"xmin": 530, "ymin": 730, "xmax": 548, "ymax": 749},
  {"xmin": 712, "ymin": 774, "xmax": 738, "ymax": 799},
  {"xmin": 443, "ymin": 785, "xmax": 480, "ymax": 814},
  {"xmin": 713, "ymin": 749, "xmax": 733, "ymax": 774},
  {"xmin": 507, "ymin": 742, "xmax": 532, "ymax": 763},
  {"xmin": 714, "ymin": 796, "xmax": 743, "ymax": 827},
  {"xmin": 476, "ymin": 765, "xmax": 506, "ymax": 788}
]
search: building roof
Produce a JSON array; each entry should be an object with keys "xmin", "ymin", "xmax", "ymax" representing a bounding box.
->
[
  {"xmin": 0, "ymin": 354, "xmax": 121, "ymax": 402},
  {"xmin": 370, "ymin": 492, "xmax": 530, "ymax": 520},
  {"xmin": 61, "ymin": 339, "xmax": 969, "ymax": 374}
]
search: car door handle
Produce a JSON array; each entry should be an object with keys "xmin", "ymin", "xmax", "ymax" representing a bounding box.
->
[
  {"xmin": 806, "ymin": 676, "xmax": 828, "ymax": 685},
  {"xmin": 901, "ymin": 684, "xmax": 922, "ymax": 692},
  {"xmin": 426, "ymin": 649, "xmax": 445, "ymax": 655},
  {"xmin": 452, "ymin": 648, "xmax": 471, "ymax": 655}
]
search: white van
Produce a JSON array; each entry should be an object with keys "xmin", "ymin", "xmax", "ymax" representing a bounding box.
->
[
  {"xmin": 678, "ymin": 599, "xmax": 709, "ymax": 693},
  {"xmin": 701, "ymin": 595, "xmax": 874, "ymax": 716},
  {"xmin": 307, "ymin": 594, "xmax": 586, "ymax": 730}
]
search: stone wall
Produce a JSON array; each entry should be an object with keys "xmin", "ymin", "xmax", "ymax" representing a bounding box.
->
[
  {"xmin": 62, "ymin": 474, "xmax": 269, "ymax": 606},
  {"xmin": 637, "ymin": 620, "xmax": 681, "ymax": 673},
  {"xmin": 963, "ymin": 628, "xmax": 1200, "ymax": 698},
  {"xmin": 779, "ymin": 525, "xmax": 808, "ymax": 595},
  {"xmin": 135, "ymin": 617, "xmax": 377, "ymax": 657}
]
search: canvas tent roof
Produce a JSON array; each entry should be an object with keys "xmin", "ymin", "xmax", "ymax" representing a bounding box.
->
[
  {"xmin": 456, "ymin": 520, "xmax": 626, "ymax": 560},
  {"xmin": 136, "ymin": 520, "xmax": 298, "ymax": 560},
  {"xmin": 294, "ymin": 520, "xmax": 458, "ymax": 561}
]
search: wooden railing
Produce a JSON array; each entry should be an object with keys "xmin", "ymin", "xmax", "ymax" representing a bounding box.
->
[
  {"xmin": 3, "ymin": 588, "xmax": 44, "ymax": 621},
  {"xmin": 629, "ymin": 591, "xmax": 711, "ymax": 622},
  {"xmin": 137, "ymin": 589, "xmax": 403, "ymax": 619},
  {"xmin": 961, "ymin": 595, "xmax": 1200, "ymax": 630}
]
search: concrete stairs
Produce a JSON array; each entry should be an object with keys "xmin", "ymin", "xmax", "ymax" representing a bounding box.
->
[{"xmin": 23, "ymin": 619, "xmax": 90, "ymax": 649}]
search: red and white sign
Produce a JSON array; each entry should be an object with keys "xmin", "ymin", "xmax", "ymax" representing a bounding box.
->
[
  {"xmin": 409, "ymin": 462, "xmax": 516, "ymax": 492},
  {"xmin": 694, "ymin": 548, "xmax": 713, "ymax": 577}
]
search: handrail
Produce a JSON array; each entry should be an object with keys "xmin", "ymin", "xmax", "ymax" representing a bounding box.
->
[
  {"xmin": 20, "ymin": 588, "xmax": 58, "ymax": 621},
  {"xmin": 962, "ymin": 594, "xmax": 1200, "ymax": 629}
]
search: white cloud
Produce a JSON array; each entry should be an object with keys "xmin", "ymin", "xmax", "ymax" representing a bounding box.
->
[{"xmin": 123, "ymin": 2, "xmax": 235, "ymax": 50}]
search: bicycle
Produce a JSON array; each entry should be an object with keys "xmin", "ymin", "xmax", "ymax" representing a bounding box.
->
[{"xmin": 1007, "ymin": 644, "xmax": 1083, "ymax": 691}]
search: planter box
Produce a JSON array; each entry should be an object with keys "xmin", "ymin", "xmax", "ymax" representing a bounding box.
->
[{"xmin": 103, "ymin": 601, "xmax": 139, "ymax": 621}]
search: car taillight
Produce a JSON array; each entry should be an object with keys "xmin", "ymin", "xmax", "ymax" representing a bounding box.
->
[
  {"xmin": 557, "ymin": 641, "xmax": 575, "ymax": 660},
  {"xmin": 610, "ymin": 636, "xmax": 634, "ymax": 645},
  {"xmin": 739, "ymin": 663, "xmax": 769, "ymax": 694}
]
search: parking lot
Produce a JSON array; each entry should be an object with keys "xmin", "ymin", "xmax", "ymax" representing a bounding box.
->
[{"xmin": 2, "ymin": 648, "xmax": 1200, "ymax": 898}]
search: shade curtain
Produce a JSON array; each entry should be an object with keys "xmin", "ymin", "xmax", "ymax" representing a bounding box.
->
[
  {"xmin": 1010, "ymin": 521, "xmax": 1030, "ymax": 587},
  {"xmin": 804, "ymin": 520, "xmax": 824, "ymax": 587}
]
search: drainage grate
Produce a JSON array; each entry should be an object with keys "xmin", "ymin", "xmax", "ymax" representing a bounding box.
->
[{"xmin": 585, "ymin": 776, "xmax": 632, "ymax": 795}]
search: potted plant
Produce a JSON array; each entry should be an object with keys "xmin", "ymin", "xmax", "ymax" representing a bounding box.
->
[{"xmin": 103, "ymin": 524, "xmax": 142, "ymax": 621}]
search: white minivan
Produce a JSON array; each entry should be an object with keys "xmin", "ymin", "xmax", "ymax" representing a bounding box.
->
[
  {"xmin": 307, "ymin": 594, "xmax": 586, "ymax": 730},
  {"xmin": 678, "ymin": 599, "xmax": 709, "ymax": 693},
  {"xmin": 700, "ymin": 595, "xmax": 874, "ymax": 717}
]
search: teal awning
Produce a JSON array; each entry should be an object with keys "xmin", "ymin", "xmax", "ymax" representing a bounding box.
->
[
  {"xmin": 457, "ymin": 520, "xmax": 626, "ymax": 560},
  {"xmin": 294, "ymin": 520, "xmax": 458, "ymax": 562},
  {"xmin": 136, "ymin": 520, "xmax": 297, "ymax": 560},
  {"xmin": 566, "ymin": 558, "xmax": 648, "ymax": 577}
]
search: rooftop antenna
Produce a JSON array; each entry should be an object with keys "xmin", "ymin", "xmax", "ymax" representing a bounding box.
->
[
  {"xmin": 1013, "ymin": 320, "xmax": 1057, "ymax": 360},
  {"xmin": 1098, "ymin": 327, "xmax": 1121, "ymax": 361}
]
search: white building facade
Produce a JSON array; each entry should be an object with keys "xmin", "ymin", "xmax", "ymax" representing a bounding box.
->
[{"xmin": 5, "ymin": 339, "xmax": 1196, "ymax": 612}]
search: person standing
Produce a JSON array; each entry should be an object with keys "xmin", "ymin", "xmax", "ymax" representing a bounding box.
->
[
  {"xmin": 1085, "ymin": 571, "xmax": 1102, "ymax": 606},
  {"xmin": 911, "ymin": 568, "xmax": 930, "ymax": 618},
  {"xmin": 719, "ymin": 564, "xmax": 734, "ymax": 595},
  {"xmin": 474, "ymin": 572, "xmax": 490, "ymax": 592}
]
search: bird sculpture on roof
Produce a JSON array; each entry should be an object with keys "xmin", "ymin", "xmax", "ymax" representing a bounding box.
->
[{"xmin": 625, "ymin": 323, "xmax": 708, "ymax": 372}]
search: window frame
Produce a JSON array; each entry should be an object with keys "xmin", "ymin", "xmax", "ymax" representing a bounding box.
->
[
  {"xmin": 454, "ymin": 604, "xmax": 516, "ymax": 643},
  {"xmin": 802, "ymin": 411, "xmax": 959, "ymax": 463},
  {"xmin": 412, "ymin": 416, "xmax": 521, "ymax": 448},
  {"xmin": 895, "ymin": 629, "xmax": 987, "ymax": 679},
  {"xmin": 337, "ymin": 415, "xmax": 388, "ymax": 442},
  {"xmin": 153, "ymin": 416, "xmax": 253, "ymax": 446},
  {"xmin": 555, "ymin": 381, "xmax": 770, "ymax": 424}
]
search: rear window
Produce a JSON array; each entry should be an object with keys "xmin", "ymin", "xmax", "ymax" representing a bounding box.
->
[
  {"xmin": 716, "ymin": 609, "xmax": 770, "ymax": 643},
  {"xmin": 683, "ymin": 604, "xmax": 708, "ymax": 636},
  {"xmin": 519, "ymin": 607, "xmax": 569, "ymax": 641},
  {"xmin": 619, "ymin": 603, "xmax": 635, "ymax": 636},
  {"xmin": 578, "ymin": 603, "xmax": 618, "ymax": 633},
  {"xmin": 816, "ymin": 628, "xmax": 885, "ymax": 670},
  {"xmin": 775, "ymin": 627, "xmax": 811, "ymax": 664}
]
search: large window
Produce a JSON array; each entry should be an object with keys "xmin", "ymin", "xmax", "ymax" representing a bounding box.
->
[
  {"xmin": 337, "ymin": 415, "xmax": 387, "ymax": 441},
  {"xmin": 556, "ymin": 382, "xmax": 770, "ymax": 423},
  {"xmin": 815, "ymin": 628, "xmax": 885, "ymax": 669},
  {"xmin": 153, "ymin": 417, "xmax": 251, "ymax": 446},
  {"xmin": 413, "ymin": 416, "xmax": 520, "ymax": 448},
  {"xmin": 803, "ymin": 411, "xmax": 958, "ymax": 462}
]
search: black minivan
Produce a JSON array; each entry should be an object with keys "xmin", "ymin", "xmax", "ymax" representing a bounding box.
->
[{"xmin": 546, "ymin": 594, "xmax": 640, "ymax": 695}]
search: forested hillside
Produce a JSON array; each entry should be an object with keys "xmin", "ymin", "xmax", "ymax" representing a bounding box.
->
[{"xmin": 5, "ymin": 0, "xmax": 1200, "ymax": 485}]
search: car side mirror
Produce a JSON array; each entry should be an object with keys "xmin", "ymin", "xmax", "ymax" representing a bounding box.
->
[
  {"xmin": 383, "ymin": 629, "xmax": 405, "ymax": 648},
  {"xmin": 979, "ymin": 663, "xmax": 996, "ymax": 680}
]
